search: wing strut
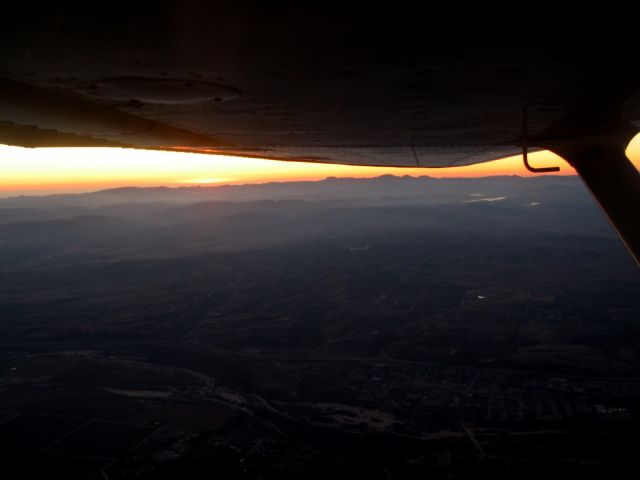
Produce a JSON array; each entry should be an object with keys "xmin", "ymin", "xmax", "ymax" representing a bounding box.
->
[
  {"xmin": 547, "ymin": 133, "xmax": 640, "ymax": 265},
  {"xmin": 526, "ymin": 68, "xmax": 640, "ymax": 265}
]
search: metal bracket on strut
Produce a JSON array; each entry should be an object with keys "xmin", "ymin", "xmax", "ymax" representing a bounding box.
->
[{"xmin": 521, "ymin": 104, "xmax": 560, "ymax": 173}]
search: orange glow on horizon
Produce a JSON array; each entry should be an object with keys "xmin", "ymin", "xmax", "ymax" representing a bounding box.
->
[{"xmin": 1, "ymin": 133, "xmax": 639, "ymax": 196}]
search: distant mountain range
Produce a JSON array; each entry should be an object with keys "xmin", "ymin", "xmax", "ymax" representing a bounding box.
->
[{"xmin": 0, "ymin": 175, "xmax": 583, "ymax": 209}]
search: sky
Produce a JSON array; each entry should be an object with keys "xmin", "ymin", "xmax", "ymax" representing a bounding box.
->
[{"xmin": 1, "ymin": 133, "xmax": 639, "ymax": 196}]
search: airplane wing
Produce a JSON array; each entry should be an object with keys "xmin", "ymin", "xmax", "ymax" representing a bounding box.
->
[
  {"xmin": 0, "ymin": 4, "xmax": 575, "ymax": 167},
  {"xmin": 0, "ymin": 73, "xmax": 522, "ymax": 167},
  {"xmin": 0, "ymin": 66, "xmax": 529, "ymax": 168}
]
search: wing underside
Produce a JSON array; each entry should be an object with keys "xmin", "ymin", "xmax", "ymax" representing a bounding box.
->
[
  {"xmin": 0, "ymin": 76, "xmax": 526, "ymax": 168},
  {"xmin": 5, "ymin": 6, "xmax": 635, "ymax": 169}
]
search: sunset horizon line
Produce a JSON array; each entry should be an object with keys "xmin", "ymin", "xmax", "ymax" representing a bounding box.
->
[{"xmin": 1, "ymin": 134, "xmax": 638, "ymax": 197}]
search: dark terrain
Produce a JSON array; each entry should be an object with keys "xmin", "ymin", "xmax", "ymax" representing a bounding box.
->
[{"xmin": 1, "ymin": 175, "xmax": 638, "ymax": 479}]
